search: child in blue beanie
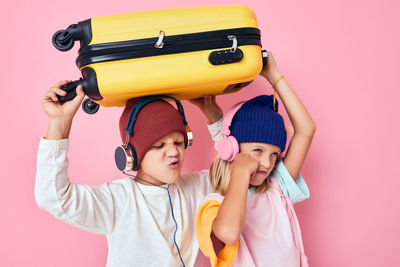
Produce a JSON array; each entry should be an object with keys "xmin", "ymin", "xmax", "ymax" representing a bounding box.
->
[{"xmin": 195, "ymin": 51, "xmax": 315, "ymax": 267}]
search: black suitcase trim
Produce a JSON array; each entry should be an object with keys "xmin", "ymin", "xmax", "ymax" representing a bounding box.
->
[{"xmin": 76, "ymin": 27, "xmax": 261, "ymax": 68}]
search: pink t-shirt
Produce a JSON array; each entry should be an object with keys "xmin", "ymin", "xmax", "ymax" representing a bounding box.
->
[{"xmin": 195, "ymin": 160, "xmax": 309, "ymax": 267}]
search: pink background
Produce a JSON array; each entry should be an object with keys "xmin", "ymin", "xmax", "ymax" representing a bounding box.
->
[{"xmin": 1, "ymin": 0, "xmax": 399, "ymax": 266}]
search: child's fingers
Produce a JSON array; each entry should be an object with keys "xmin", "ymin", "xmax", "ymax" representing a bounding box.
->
[
  {"xmin": 54, "ymin": 80, "xmax": 71, "ymax": 88},
  {"xmin": 210, "ymin": 95, "xmax": 217, "ymax": 103},
  {"xmin": 187, "ymin": 97, "xmax": 204, "ymax": 107},
  {"xmin": 48, "ymin": 86, "xmax": 67, "ymax": 97},
  {"xmin": 267, "ymin": 52, "xmax": 277, "ymax": 65},
  {"xmin": 204, "ymin": 95, "xmax": 212, "ymax": 105},
  {"xmin": 71, "ymin": 85, "xmax": 85, "ymax": 105},
  {"xmin": 54, "ymin": 81, "xmax": 65, "ymax": 87},
  {"xmin": 76, "ymin": 85, "xmax": 84, "ymax": 94},
  {"xmin": 56, "ymin": 88, "xmax": 67, "ymax": 96},
  {"xmin": 44, "ymin": 85, "xmax": 68, "ymax": 103},
  {"xmin": 44, "ymin": 90, "xmax": 59, "ymax": 102}
]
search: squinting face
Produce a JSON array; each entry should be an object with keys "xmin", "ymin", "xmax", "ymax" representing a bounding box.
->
[
  {"xmin": 136, "ymin": 131, "xmax": 185, "ymax": 186},
  {"xmin": 239, "ymin": 142, "xmax": 281, "ymax": 186}
]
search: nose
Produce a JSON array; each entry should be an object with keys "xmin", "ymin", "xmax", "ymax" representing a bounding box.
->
[
  {"xmin": 260, "ymin": 155, "xmax": 272, "ymax": 169},
  {"xmin": 165, "ymin": 143, "xmax": 179, "ymax": 157}
]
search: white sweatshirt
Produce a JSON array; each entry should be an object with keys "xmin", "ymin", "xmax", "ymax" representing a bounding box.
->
[{"xmin": 35, "ymin": 119, "xmax": 223, "ymax": 267}]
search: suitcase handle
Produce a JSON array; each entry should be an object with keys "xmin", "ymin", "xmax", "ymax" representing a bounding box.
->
[
  {"xmin": 262, "ymin": 50, "xmax": 268, "ymax": 66},
  {"xmin": 58, "ymin": 79, "xmax": 86, "ymax": 102}
]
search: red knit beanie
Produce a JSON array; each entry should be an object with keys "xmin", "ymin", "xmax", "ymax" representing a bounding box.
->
[{"xmin": 119, "ymin": 97, "xmax": 188, "ymax": 170}]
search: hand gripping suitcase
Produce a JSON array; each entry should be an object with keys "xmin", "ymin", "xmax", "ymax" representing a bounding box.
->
[{"xmin": 53, "ymin": 5, "xmax": 267, "ymax": 114}]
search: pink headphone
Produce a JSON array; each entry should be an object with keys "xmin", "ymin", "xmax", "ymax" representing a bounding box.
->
[{"xmin": 216, "ymin": 101, "xmax": 246, "ymax": 161}]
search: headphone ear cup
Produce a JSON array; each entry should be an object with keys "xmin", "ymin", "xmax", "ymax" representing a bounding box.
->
[
  {"xmin": 185, "ymin": 125, "xmax": 193, "ymax": 148},
  {"xmin": 115, "ymin": 144, "xmax": 138, "ymax": 172},
  {"xmin": 115, "ymin": 146, "xmax": 130, "ymax": 172},
  {"xmin": 217, "ymin": 136, "xmax": 239, "ymax": 161}
]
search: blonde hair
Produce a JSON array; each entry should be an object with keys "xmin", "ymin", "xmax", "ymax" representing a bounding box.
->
[{"xmin": 210, "ymin": 156, "xmax": 272, "ymax": 196}]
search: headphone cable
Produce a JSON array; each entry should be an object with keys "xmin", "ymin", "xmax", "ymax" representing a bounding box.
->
[{"xmin": 123, "ymin": 172, "xmax": 186, "ymax": 267}]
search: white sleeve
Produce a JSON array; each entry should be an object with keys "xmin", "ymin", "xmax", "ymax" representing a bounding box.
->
[
  {"xmin": 206, "ymin": 118, "xmax": 223, "ymax": 149},
  {"xmin": 34, "ymin": 138, "xmax": 126, "ymax": 235}
]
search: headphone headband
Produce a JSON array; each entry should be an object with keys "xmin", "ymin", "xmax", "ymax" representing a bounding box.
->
[
  {"xmin": 220, "ymin": 101, "xmax": 245, "ymax": 137},
  {"xmin": 125, "ymin": 95, "xmax": 188, "ymax": 137},
  {"xmin": 216, "ymin": 100, "xmax": 247, "ymax": 161}
]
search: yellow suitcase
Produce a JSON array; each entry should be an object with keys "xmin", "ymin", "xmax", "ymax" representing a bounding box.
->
[{"xmin": 53, "ymin": 5, "xmax": 267, "ymax": 114}]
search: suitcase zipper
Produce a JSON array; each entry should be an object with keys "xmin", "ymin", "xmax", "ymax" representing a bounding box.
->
[{"xmin": 76, "ymin": 27, "xmax": 261, "ymax": 68}]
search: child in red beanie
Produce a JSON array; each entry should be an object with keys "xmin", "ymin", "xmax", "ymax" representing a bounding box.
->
[{"xmin": 35, "ymin": 84, "xmax": 223, "ymax": 267}]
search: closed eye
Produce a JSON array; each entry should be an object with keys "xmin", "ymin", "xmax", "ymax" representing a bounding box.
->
[
  {"xmin": 152, "ymin": 143, "xmax": 164, "ymax": 149},
  {"xmin": 175, "ymin": 141, "xmax": 184, "ymax": 146}
]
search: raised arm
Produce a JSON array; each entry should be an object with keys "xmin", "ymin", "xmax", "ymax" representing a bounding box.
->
[
  {"xmin": 188, "ymin": 95, "xmax": 223, "ymax": 124},
  {"xmin": 211, "ymin": 154, "xmax": 258, "ymax": 245},
  {"xmin": 260, "ymin": 52, "xmax": 316, "ymax": 180},
  {"xmin": 36, "ymin": 81, "xmax": 119, "ymax": 234},
  {"xmin": 42, "ymin": 80, "xmax": 85, "ymax": 140}
]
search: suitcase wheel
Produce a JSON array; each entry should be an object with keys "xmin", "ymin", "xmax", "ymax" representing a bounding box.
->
[
  {"xmin": 82, "ymin": 98, "xmax": 99, "ymax": 114},
  {"xmin": 52, "ymin": 30, "xmax": 75, "ymax": 52}
]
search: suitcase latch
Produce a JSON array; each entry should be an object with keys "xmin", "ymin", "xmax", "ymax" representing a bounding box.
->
[
  {"xmin": 155, "ymin": 30, "xmax": 165, "ymax": 48},
  {"xmin": 227, "ymin": 35, "xmax": 238, "ymax": 53}
]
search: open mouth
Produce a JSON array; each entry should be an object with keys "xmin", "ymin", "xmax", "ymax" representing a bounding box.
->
[
  {"xmin": 256, "ymin": 170, "xmax": 267, "ymax": 176},
  {"xmin": 168, "ymin": 160, "xmax": 180, "ymax": 169}
]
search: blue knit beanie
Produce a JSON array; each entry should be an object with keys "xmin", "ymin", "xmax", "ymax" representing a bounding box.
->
[{"xmin": 230, "ymin": 95, "xmax": 287, "ymax": 152}]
